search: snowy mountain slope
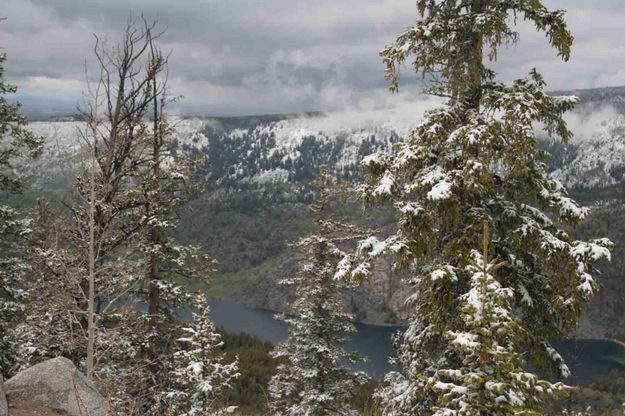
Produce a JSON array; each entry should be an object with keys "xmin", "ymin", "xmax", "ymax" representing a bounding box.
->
[
  {"xmin": 24, "ymin": 102, "xmax": 437, "ymax": 192},
  {"xmin": 551, "ymin": 85, "xmax": 625, "ymax": 113},
  {"xmin": 550, "ymin": 115, "xmax": 625, "ymax": 189},
  {"xmin": 25, "ymin": 96, "xmax": 625, "ymax": 194},
  {"xmin": 21, "ymin": 121, "xmax": 84, "ymax": 185}
]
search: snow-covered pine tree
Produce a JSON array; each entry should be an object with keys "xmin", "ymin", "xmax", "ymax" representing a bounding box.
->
[
  {"xmin": 135, "ymin": 42, "xmax": 216, "ymax": 397},
  {"xmin": 0, "ymin": 51, "xmax": 44, "ymax": 376},
  {"xmin": 269, "ymin": 169, "xmax": 367, "ymax": 416},
  {"xmin": 333, "ymin": 1, "xmax": 613, "ymax": 414},
  {"xmin": 168, "ymin": 294, "xmax": 239, "ymax": 416},
  {"xmin": 426, "ymin": 220, "xmax": 571, "ymax": 414}
]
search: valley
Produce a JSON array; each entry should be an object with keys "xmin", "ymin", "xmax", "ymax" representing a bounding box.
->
[{"xmin": 23, "ymin": 86, "xmax": 625, "ymax": 340}]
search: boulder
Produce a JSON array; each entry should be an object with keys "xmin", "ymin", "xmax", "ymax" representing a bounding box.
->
[
  {"xmin": 0, "ymin": 375, "xmax": 7, "ymax": 416},
  {"xmin": 5, "ymin": 357, "xmax": 107, "ymax": 416}
]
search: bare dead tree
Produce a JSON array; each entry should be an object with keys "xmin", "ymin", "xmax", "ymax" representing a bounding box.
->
[
  {"xmin": 81, "ymin": 16, "xmax": 168, "ymax": 379},
  {"xmin": 27, "ymin": 16, "xmax": 214, "ymax": 405},
  {"xmin": 28, "ymin": 16, "xmax": 168, "ymax": 380}
]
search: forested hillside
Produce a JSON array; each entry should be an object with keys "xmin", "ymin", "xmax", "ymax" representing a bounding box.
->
[{"xmin": 19, "ymin": 86, "xmax": 625, "ymax": 339}]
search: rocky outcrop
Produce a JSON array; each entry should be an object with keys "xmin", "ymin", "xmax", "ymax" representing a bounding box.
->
[
  {"xmin": 5, "ymin": 357, "xmax": 107, "ymax": 416},
  {"xmin": 0, "ymin": 375, "xmax": 7, "ymax": 416}
]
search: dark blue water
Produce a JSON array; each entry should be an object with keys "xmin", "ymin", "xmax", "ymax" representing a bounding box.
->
[{"xmin": 204, "ymin": 299, "xmax": 625, "ymax": 385}]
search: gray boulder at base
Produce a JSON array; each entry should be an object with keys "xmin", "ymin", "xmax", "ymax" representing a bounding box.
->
[
  {"xmin": 5, "ymin": 357, "xmax": 107, "ymax": 416},
  {"xmin": 0, "ymin": 375, "xmax": 7, "ymax": 416}
]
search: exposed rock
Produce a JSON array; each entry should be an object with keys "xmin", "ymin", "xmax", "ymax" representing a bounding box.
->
[
  {"xmin": 5, "ymin": 358, "xmax": 107, "ymax": 416},
  {"xmin": 8, "ymin": 401, "xmax": 70, "ymax": 416},
  {"xmin": 1, "ymin": 375, "xmax": 8, "ymax": 416}
]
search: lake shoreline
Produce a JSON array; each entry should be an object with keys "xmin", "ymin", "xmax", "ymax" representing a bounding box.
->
[
  {"xmin": 204, "ymin": 298, "xmax": 625, "ymax": 384},
  {"xmin": 211, "ymin": 295, "xmax": 406, "ymax": 328},
  {"xmin": 213, "ymin": 297, "xmax": 625, "ymax": 339}
]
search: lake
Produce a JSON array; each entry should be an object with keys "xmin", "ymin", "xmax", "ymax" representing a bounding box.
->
[{"xmin": 203, "ymin": 298, "xmax": 625, "ymax": 386}]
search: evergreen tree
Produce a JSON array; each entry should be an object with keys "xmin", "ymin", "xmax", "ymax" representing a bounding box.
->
[
  {"xmin": 135, "ymin": 44, "xmax": 216, "ymax": 397},
  {"xmin": 0, "ymin": 51, "xmax": 44, "ymax": 376},
  {"xmin": 425, "ymin": 221, "xmax": 570, "ymax": 415},
  {"xmin": 269, "ymin": 170, "xmax": 367, "ymax": 416},
  {"xmin": 168, "ymin": 294, "xmax": 239, "ymax": 416},
  {"xmin": 334, "ymin": 1, "xmax": 613, "ymax": 414}
]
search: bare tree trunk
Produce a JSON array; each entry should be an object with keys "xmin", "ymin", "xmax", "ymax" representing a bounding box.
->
[
  {"xmin": 86, "ymin": 140, "xmax": 96, "ymax": 379},
  {"xmin": 147, "ymin": 68, "xmax": 162, "ymax": 368},
  {"xmin": 80, "ymin": 17, "xmax": 166, "ymax": 376}
]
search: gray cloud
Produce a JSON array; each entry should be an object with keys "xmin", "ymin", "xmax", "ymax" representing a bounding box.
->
[{"xmin": 1, "ymin": 0, "xmax": 624, "ymax": 116}]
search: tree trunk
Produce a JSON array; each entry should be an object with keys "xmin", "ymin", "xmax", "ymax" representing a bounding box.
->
[
  {"xmin": 86, "ymin": 141, "xmax": 96, "ymax": 379},
  {"xmin": 467, "ymin": 0, "xmax": 485, "ymax": 109},
  {"xmin": 147, "ymin": 74, "xmax": 162, "ymax": 370}
]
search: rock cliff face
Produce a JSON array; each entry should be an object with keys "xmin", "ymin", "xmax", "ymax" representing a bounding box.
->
[{"xmin": 227, "ymin": 255, "xmax": 413, "ymax": 325}]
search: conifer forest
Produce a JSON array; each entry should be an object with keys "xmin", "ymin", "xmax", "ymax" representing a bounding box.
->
[{"xmin": 2, "ymin": 1, "xmax": 625, "ymax": 415}]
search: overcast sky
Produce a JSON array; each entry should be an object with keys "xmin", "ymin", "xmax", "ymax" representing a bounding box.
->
[{"xmin": 2, "ymin": 0, "xmax": 625, "ymax": 117}]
